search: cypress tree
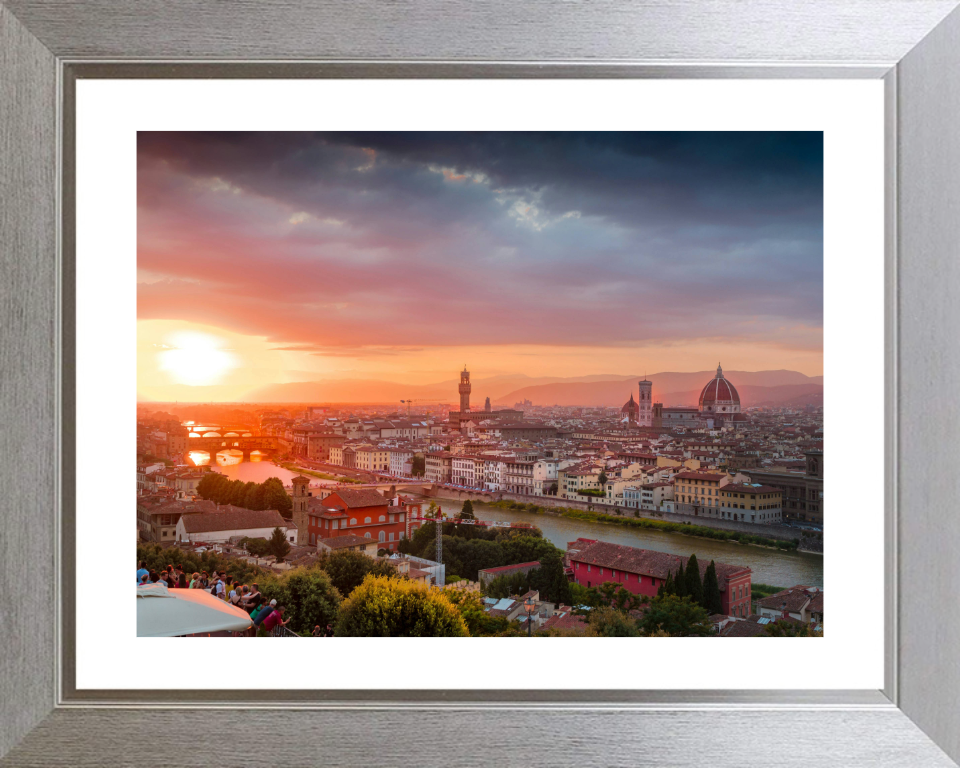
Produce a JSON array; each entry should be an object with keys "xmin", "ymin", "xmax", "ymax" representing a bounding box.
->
[
  {"xmin": 703, "ymin": 560, "xmax": 723, "ymax": 615},
  {"xmin": 685, "ymin": 554, "xmax": 703, "ymax": 607},
  {"xmin": 673, "ymin": 561, "xmax": 686, "ymax": 598}
]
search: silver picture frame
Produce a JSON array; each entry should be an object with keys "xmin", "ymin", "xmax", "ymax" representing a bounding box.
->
[{"xmin": 2, "ymin": 1, "xmax": 960, "ymax": 765}]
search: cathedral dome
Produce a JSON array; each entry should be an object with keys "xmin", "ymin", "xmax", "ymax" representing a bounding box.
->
[
  {"xmin": 622, "ymin": 393, "xmax": 639, "ymax": 415},
  {"xmin": 698, "ymin": 364, "xmax": 740, "ymax": 413}
]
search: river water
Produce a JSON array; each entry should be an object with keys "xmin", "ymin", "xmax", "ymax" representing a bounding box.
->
[
  {"xmin": 187, "ymin": 451, "xmax": 304, "ymax": 485},
  {"xmin": 446, "ymin": 499, "xmax": 823, "ymax": 588}
]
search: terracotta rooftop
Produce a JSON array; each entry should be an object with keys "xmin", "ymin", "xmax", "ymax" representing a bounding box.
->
[
  {"xmin": 323, "ymin": 489, "xmax": 389, "ymax": 509},
  {"xmin": 568, "ymin": 540, "xmax": 749, "ymax": 587},
  {"xmin": 179, "ymin": 508, "xmax": 287, "ymax": 534},
  {"xmin": 478, "ymin": 561, "xmax": 541, "ymax": 576}
]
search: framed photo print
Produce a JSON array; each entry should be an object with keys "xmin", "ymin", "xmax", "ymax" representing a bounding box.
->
[{"xmin": 2, "ymin": 2, "xmax": 960, "ymax": 766}]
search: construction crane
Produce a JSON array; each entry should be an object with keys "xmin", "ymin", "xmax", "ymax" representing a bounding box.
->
[{"xmin": 400, "ymin": 398, "xmax": 424, "ymax": 417}]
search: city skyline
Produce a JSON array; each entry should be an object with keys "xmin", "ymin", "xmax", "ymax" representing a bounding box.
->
[{"xmin": 138, "ymin": 132, "xmax": 823, "ymax": 402}]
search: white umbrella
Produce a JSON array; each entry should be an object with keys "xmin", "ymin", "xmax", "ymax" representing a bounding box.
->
[{"xmin": 136, "ymin": 583, "xmax": 253, "ymax": 637}]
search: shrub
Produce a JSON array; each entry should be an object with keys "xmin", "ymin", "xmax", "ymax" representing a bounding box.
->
[
  {"xmin": 259, "ymin": 567, "xmax": 342, "ymax": 634},
  {"xmin": 335, "ymin": 575, "xmax": 469, "ymax": 637},
  {"xmin": 322, "ymin": 549, "xmax": 398, "ymax": 596}
]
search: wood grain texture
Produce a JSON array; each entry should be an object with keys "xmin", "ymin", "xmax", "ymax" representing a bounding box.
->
[
  {"xmin": 0, "ymin": 3, "xmax": 57, "ymax": 761},
  {"xmin": 1, "ymin": 0, "xmax": 957, "ymax": 63},
  {"xmin": 896, "ymin": 5, "xmax": 960, "ymax": 766},
  {"xmin": 2, "ymin": 708, "xmax": 958, "ymax": 768}
]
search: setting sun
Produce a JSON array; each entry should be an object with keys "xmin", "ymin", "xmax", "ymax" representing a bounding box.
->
[{"xmin": 157, "ymin": 331, "xmax": 239, "ymax": 386}]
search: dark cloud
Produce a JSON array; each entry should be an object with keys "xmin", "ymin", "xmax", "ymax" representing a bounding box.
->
[{"xmin": 137, "ymin": 131, "xmax": 823, "ymax": 352}]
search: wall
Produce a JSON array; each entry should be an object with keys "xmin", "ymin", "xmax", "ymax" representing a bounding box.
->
[{"xmin": 179, "ymin": 525, "xmax": 289, "ymax": 544}]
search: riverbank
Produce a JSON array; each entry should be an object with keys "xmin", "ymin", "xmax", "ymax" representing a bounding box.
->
[
  {"xmin": 488, "ymin": 500, "xmax": 803, "ymax": 552},
  {"xmin": 279, "ymin": 463, "xmax": 361, "ymax": 484},
  {"xmin": 466, "ymin": 500, "xmax": 823, "ymax": 586}
]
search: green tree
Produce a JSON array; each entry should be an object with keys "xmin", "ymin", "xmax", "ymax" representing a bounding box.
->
[
  {"xmin": 243, "ymin": 537, "xmax": 270, "ymax": 557},
  {"xmin": 658, "ymin": 571, "xmax": 673, "ymax": 598},
  {"xmin": 702, "ymin": 560, "xmax": 723, "ymax": 615},
  {"xmin": 684, "ymin": 553, "xmax": 703, "ymax": 607},
  {"xmin": 460, "ymin": 500, "xmax": 476, "ymax": 520},
  {"xmin": 261, "ymin": 477, "xmax": 293, "ymax": 515},
  {"xmin": 530, "ymin": 549, "xmax": 573, "ymax": 606},
  {"xmin": 443, "ymin": 586, "xmax": 508, "ymax": 636},
  {"xmin": 597, "ymin": 470, "xmax": 608, "ymax": 486},
  {"xmin": 267, "ymin": 526, "xmax": 291, "ymax": 562},
  {"xmin": 335, "ymin": 575, "xmax": 469, "ymax": 636},
  {"xmin": 485, "ymin": 571, "xmax": 532, "ymax": 599},
  {"xmin": 764, "ymin": 620, "xmax": 823, "ymax": 637},
  {"xmin": 322, "ymin": 548, "xmax": 397, "ymax": 596},
  {"xmin": 259, "ymin": 567, "xmax": 341, "ymax": 634},
  {"xmin": 638, "ymin": 595, "xmax": 713, "ymax": 637},
  {"xmin": 672, "ymin": 561, "xmax": 687, "ymax": 598},
  {"xmin": 590, "ymin": 606, "xmax": 641, "ymax": 637}
]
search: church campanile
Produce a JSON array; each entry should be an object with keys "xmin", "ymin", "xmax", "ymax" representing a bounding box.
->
[{"xmin": 637, "ymin": 377, "xmax": 653, "ymax": 427}]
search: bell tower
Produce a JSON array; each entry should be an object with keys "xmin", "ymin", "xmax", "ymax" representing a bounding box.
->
[
  {"xmin": 637, "ymin": 377, "xmax": 653, "ymax": 427},
  {"xmin": 459, "ymin": 366, "xmax": 471, "ymax": 413},
  {"xmin": 291, "ymin": 475, "xmax": 311, "ymax": 546}
]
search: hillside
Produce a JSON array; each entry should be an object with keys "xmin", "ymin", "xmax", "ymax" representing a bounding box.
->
[
  {"xmin": 235, "ymin": 368, "xmax": 822, "ymax": 405},
  {"xmin": 496, "ymin": 370, "xmax": 822, "ymax": 408}
]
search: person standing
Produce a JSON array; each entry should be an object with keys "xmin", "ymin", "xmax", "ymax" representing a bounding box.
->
[
  {"xmin": 189, "ymin": 572, "xmax": 201, "ymax": 589},
  {"xmin": 261, "ymin": 605, "xmax": 288, "ymax": 635},
  {"xmin": 253, "ymin": 599, "xmax": 278, "ymax": 634},
  {"xmin": 176, "ymin": 566, "xmax": 188, "ymax": 589},
  {"xmin": 136, "ymin": 561, "xmax": 149, "ymax": 584},
  {"xmin": 242, "ymin": 583, "xmax": 261, "ymax": 612}
]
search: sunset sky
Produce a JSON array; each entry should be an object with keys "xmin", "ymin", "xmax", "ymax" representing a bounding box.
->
[{"xmin": 137, "ymin": 132, "xmax": 823, "ymax": 402}]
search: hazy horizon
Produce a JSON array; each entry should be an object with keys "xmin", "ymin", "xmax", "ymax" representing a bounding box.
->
[{"xmin": 138, "ymin": 132, "xmax": 823, "ymax": 403}]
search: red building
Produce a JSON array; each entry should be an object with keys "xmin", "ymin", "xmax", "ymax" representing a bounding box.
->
[
  {"xmin": 304, "ymin": 488, "xmax": 410, "ymax": 552},
  {"xmin": 567, "ymin": 538, "xmax": 753, "ymax": 617}
]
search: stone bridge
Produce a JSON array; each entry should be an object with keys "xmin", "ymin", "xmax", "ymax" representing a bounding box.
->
[{"xmin": 184, "ymin": 435, "xmax": 284, "ymax": 459}]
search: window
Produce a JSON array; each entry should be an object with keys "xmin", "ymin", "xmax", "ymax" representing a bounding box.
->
[
  {"xmin": 378, "ymin": 531, "xmax": 385, "ymax": 542},
  {"xmin": 349, "ymin": 518, "xmax": 356, "ymax": 526},
  {"xmin": 379, "ymin": 515, "xmax": 386, "ymax": 522},
  {"xmin": 364, "ymin": 516, "xmax": 372, "ymax": 524},
  {"xmin": 587, "ymin": 565, "xmax": 591, "ymax": 572},
  {"xmin": 332, "ymin": 520, "xmax": 338, "ymax": 530},
  {"xmin": 364, "ymin": 532, "xmax": 371, "ymax": 539},
  {"xmin": 389, "ymin": 532, "xmax": 394, "ymax": 542}
]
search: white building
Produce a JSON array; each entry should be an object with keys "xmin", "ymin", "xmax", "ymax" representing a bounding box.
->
[
  {"xmin": 388, "ymin": 448, "xmax": 415, "ymax": 477},
  {"xmin": 533, "ymin": 458, "xmax": 558, "ymax": 496},
  {"xmin": 482, "ymin": 456, "xmax": 504, "ymax": 491},
  {"xmin": 452, "ymin": 455, "xmax": 478, "ymax": 487},
  {"xmin": 175, "ymin": 508, "xmax": 292, "ymax": 544}
]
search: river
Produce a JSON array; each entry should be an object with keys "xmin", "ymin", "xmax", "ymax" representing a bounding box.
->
[
  {"xmin": 187, "ymin": 450, "xmax": 316, "ymax": 486},
  {"xmin": 451, "ymin": 499, "xmax": 823, "ymax": 588}
]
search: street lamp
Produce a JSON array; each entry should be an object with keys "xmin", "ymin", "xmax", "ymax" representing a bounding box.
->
[{"xmin": 523, "ymin": 597, "xmax": 537, "ymax": 637}]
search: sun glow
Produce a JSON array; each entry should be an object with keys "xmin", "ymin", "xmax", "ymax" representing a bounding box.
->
[{"xmin": 157, "ymin": 331, "xmax": 239, "ymax": 386}]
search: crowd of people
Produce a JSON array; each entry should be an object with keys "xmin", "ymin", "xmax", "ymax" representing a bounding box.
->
[{"xmin": 136, "ymin": 560, "xmax": 306, "ymax": 637}]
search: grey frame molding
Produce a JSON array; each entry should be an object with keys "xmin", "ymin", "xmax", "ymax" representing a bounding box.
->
[{"xmin": 2, "ymin": 2, "xmax": 960, "ymax": 765}]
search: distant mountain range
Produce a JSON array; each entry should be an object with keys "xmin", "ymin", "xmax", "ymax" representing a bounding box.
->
[
  {"xmin": 230, "ymin": 369, "xmax": 822, "ymax": 406},
  {"xmin": 494, "ymin": 373, "xmax": 823, "ymax": 409}
]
